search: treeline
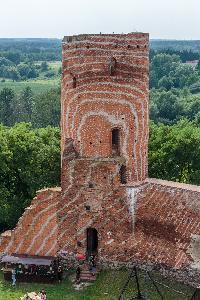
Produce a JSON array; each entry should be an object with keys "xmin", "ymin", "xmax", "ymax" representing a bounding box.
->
[
  {"xmin": 150, "ymin": 88, "xmax": 200, "ymax": 125},
  {"xmin": 149, "ymin": 120, "xmax": 200, "ymax": 185},
  {"xmin": 0, "ymin": 39, "xmax": 61, "ymax": 62},
  {"xmin": 150, "ymin": 48, "xmax": 199, "ymax": 63},
  {"xmin": 150, "ymin": 39, "xmax": 200, "ymax": 52},
  {"xmin": 0, "ymin": 123, "xmax": 60, "ymax": 232},
  {"xmin": 0, "ymin": 39, "xmax": 61, "ymax": 81},
  {"xmin": 0, "ymin": 87, "xmax": 60, "ymax": 127},
  {"xmin": 0, "ymin": 58, "xmax": 61, "ymax": 81},
  {"xmin": 150, "ymin": 53, "xmax": 200, "ymax": 90},
  {"xmin": 149, "ymin": 52, "xmax": 200, "ymax": 124}
]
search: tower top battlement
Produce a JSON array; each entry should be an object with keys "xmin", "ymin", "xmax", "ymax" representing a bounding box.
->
[{"xmin": 63, "ymin": 32, "xmax": 149, "ymax": 43}]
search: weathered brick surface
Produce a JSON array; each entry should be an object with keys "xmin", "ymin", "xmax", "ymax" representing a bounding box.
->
[
  {"xmin": 61, "ymin": 33, "xmax": 149, "ymax": 183},
  {"xmin": 0, "ymin": 33, "xmax": 200, "ymax": 286},
  {"xmin": 0, "ymin": 188, "xmax": 61, "ymax": 257}
]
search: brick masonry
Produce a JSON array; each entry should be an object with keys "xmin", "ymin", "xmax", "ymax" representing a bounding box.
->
[{"xmin": 0, "ymin": 33, "xmax": 200, "ymax": 286}]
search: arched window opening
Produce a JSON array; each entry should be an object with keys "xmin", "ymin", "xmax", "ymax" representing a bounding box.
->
[
  {"xmin": 120, "ymin": 165, "xmax": 127, "ymax": 184},
  {"xmin": 112, "ymin": 128, "xmax": 120, "ymax": 155},
  {"xmin": 73, "ymin": 77, "xmax": 76, "ymax": 88},
  {"xmin": 109, "ymin": 57, "xmax": 117, "ymax": 76}
]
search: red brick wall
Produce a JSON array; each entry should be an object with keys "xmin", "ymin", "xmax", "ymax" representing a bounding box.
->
[
  {"xmin": 58, "ymin": 138, "xmax": 132, "ymax": 257},
  {"xmin": 133, "ymin": 179, "xmax": 200, "ymax": 270},
  {"xmin": 61, "ymin": 33, "xmax": 149, "ymax": 183},
  {"xmin": 0, "ymin": 188, "xmax": 61, "ymax": 257}
]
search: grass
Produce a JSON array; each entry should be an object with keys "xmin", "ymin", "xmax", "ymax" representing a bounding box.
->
[{"xmin": 0, "ymin": 269, "xmax": 195, "ymax": 300}]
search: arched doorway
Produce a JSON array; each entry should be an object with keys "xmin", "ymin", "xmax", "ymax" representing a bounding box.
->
[{"xmin": 87, "ymin": 228, "xmax": 98, "ymax": 256}]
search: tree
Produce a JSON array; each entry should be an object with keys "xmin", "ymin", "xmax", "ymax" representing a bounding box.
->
[
  {"xmin": 150, "ymin": 53, "xmax": 180, "ymax": 85},
  {"xmin": 196, "ymin": 60, "xmax": 200, "ymax": 75},
  {"xmin": 17, "ymin": 63, "xmax": 31, "ymax": 78},
  {"xmin": 5, "ymin": 51, "xmax": 21, "ymax": 65},
  {"xmin": 0, "ymin": 88, "xmax": 15, "ymax": 126},
  {"xmin": 173, "ymin": 64, "xmax": 198, "ymax": 88},
  {"xmin": 0, "ymin": 57, "xmax": 13, "ymax": 67},
  {"xmin": 150, "ymin": 53, "xmax": 199, "ymax": 90},
  {"xmin": 44, "ymin": 70, "xmax": 55, "ymax": 78},
  {"xmin": 150, "ymin": 89, "xmax": 185, "ymax": 124},
  {"xmin": 32, "ymin": 88, "xmax": 60, "ymax": 127},
  {"xmin": 40, "ymin": 61, "xmax": 48, "ymax": 71},
  {"xmin": 0, "ymin": 123, "xmax": 60, "ymax": 231},
  {"xmin": 13, "ymin": 87, "xmax": 34, "ymax": 123},
  {"xmin": 149, "ymin": 120, "xmax": 200, "ymax": 184},
  {"xmin": 6, "ymin": 66, "xmax": 20, "ymax": 81},
  {"xmin": 17, "ymin": 63, "xmax": 38, "ymax": 80}
]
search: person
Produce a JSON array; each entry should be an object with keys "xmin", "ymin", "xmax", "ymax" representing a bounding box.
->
[
  {"xmin": 11, "ymin": 268, "xmax": 16, "ymax": 286},
  {"xmin": 39, "ymin": 289, "xmax": 47, "ymax": 300},
  {"xmin": 76, "ymin": 266, "xmax": 81, "ymax": 284},
  {"xmin": 57, "ymin": 265, "xmax": 63, "ymax": 283},
  {"xmin": 88, "ymin": 255, "xmax": 96, "ymax": 276}
]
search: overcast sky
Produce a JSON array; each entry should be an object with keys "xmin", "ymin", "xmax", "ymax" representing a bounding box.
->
[{"xmin": 0, "ymin": 0, "xmax": 199, "ymax": 39}]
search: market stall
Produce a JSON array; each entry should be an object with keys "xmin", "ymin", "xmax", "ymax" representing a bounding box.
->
[{"xmin": 1, "ymin": 254, "xmax": 57, "ymax": 283}]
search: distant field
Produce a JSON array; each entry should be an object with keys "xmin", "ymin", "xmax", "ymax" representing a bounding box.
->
[
  {"xmin": 48, "ymin": 61, "xmax": 62, "ymax": 71},
  {"xmin": 0, "ymin": 78, "xmax": 60, "ymax": 94},
  {"xmin": 35, "ymin": 61, "xmax": 61, "ymax": 73},
  {"xmin": 0, "ymin": 61, "xmax": 61, "ymax": 94}
]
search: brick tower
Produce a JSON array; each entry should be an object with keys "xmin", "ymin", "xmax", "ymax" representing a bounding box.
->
[
  {"xmin": 61, "ymin": 33, "xmax": 149, "ymax": 184},
  {"xmin": 59, "ymin": 33, "xmax": 149, "ymax": 259}
]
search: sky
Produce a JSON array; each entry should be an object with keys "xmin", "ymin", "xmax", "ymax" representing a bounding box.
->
[{"xmin": 0, "ymin": 0, "xmax": 200, "ymax": 39}]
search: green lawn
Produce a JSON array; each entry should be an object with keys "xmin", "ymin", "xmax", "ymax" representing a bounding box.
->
[{"xmin": 0, "ymin": 270, "xmax": 194, "ymax": 300}]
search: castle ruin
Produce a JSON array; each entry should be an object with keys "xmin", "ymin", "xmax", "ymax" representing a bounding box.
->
[{"xmin": 1, "ymin": 33, "xmax": 200, "ymax": 285}]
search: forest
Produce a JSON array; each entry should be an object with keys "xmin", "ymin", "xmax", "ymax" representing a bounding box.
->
[{"xmin": 0, "ymin": 38, "xmax": 200, "ymax": 231}]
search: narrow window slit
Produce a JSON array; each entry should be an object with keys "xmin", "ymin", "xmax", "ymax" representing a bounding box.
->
[
  {"xmin": 112, "ymin": 128, "xmax": 120, "ymax": 156},
  {"xmin": 73, "ymin": 77, "xmax": 76, "ymax": 88},
  {"xmin": 120, "ymin": 165, "xmax": 127, "ymax": 184}
]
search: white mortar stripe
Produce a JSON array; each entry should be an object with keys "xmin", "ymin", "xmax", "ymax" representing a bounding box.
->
[
  {"xmin": 16, "ymin": 162, "xmax": 77, "ymax": 252},
  {"xmin": 62, "ymin": 75, "xmax": 148, "ymax": 91},
  {"xmin": 67, "ymin": 95, "xmax": 145, "ymax": 181},
  {"xmin": 63, "ymin": 60, "xmax": 147, "ymax": 70},
  {"xmin": 63, "ymin": 81, "xmax": 148, "ymax": 98},
  {"xmin": 73, "ymin": 105, "xmax": 137, "ymax": 175},
  {"xmin": 75, "ymin": 111, "xmax": 136, "ymax": 178},
  {"xmin": 62, "ymin": 68, "xmax": 148, "ymax": 80},
  {"xmin": 6, "ymin": 194, "xmax": 54, "ymax": 253},
  {"xmin": 27, "ymin": 205, "xmax": 59, "ymax": 253},
  {"xmin": 15, "ymin": 199, "xmax": 57, "ymax": 250},
  {"xmin": 63, "ymin": 47, "xmax": 148, "ymax": 55},
  {"xmin": 33, "ymin": 164, "xmax": 79, "ymax": 254},
  {"xmin": 63, "ymin": 54, "xmax": 148, "ymax": 62},
  {"xmin": 36, "ymin": 223, "xmax": 58, "ymax": 255},
  {"xmin": 58, "ymin": 162, "xmax": 97, "ymax": 242},
  {"xmin": 45, "ymin": 239, "xmax": 58, "ymax": 256}
]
